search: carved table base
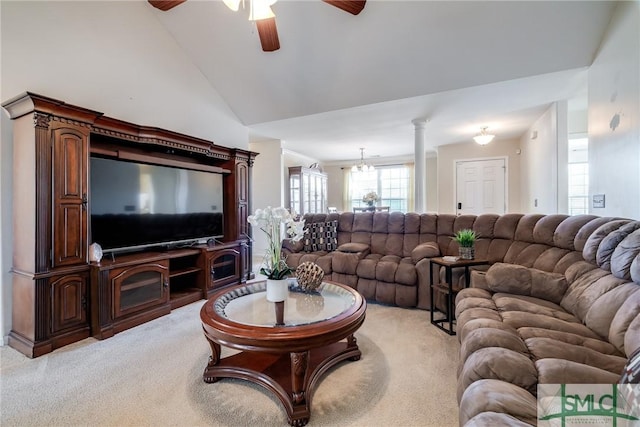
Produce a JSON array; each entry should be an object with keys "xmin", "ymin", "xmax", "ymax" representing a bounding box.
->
[
  {"xmin": 200, "ymin": 281, "xmax": 366, "ymax": 426},
  {"xmin": 203, "ymin": 334, "xmax": 361, "ymax": 426}
]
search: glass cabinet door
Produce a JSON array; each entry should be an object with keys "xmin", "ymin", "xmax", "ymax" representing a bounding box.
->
[
  {"xmin": 290, "ymin": 174, "xmax": 301, "ymax": 215},
  {"xmin": 111, "ymin": 263, "xmax": 169, "ymax": 318},
  {"xmin": 288, "ymin": 166, "xmax": 328, "ymax": 216}
]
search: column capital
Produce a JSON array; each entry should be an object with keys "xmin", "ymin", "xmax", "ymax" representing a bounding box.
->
[{"xmin": 412, "ymin": 118, "xmax": 429, "ymax": 128}]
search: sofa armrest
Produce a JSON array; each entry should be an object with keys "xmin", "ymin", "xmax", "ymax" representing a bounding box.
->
[
  {"xmin": 470, "ymin": 270, "xmax": 490, "ymax": 291},
  {"xmin": 411, "ymin": 241, "xmax": 440, "ymax": 264}
]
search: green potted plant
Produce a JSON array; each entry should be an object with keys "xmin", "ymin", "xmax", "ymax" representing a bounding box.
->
[{"xmin": 454, "ymin": 229, "xmax": 476, "ymax": 259}]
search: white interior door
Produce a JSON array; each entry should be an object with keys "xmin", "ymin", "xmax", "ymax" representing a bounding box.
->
[{"xmin": 456, "ymin": 159, "xmax": 506, "ymax": 215}]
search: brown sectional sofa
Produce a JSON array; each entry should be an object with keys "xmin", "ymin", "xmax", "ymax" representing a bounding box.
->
[
  {"xmin": 456, "ymin": 219, "xmax": 640, "ymax": 426},
  {"xmin": 283, "ymin": 211, "xmax": 640, "ymax": 426}
]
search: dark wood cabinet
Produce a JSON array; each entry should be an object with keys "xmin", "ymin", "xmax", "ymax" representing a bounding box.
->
[
  {"xmin": 51, "ymin": 273, "xmax": 88, "ymax": 333},
  {"xmin": 289, "ymin": 166, "xmax": 327, "ymax": 215},
  {"xmin": 202, "ymin": 244, "xmax": 241, "ymax": 296},
  {"xmin": 51, "ymin": 124, "xmax": 89, "ymax": 268},
  {"xmin": 91, "ymin": 255, "xmax": 173, "ymax": 339},
  {"xmin": 3, "ymin": 92, "xmax": 257, "ymax": 357},
  {"xmin": 111, "ymin": 262, "xmax": 169, "ymax": 318}
]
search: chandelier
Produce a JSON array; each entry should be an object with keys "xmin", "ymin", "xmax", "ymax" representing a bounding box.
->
[
  {"xmin": 351, "ymin": 148, "xmax": 375, "ymax": 173},
  {"xmin": 223, "ymin": 0, "xmax": 277, "ymax": 21},
  {"xmin": 473, "ymin": 127, "xmax": 495, "ymax": 145}
]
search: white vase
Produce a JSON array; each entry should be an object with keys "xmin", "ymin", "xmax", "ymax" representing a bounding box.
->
[{"xmin": 266, "ymin": 279, "xmax": 289, "ymax": 302}]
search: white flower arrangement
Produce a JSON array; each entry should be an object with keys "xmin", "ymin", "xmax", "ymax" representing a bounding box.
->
[
  {"xmin": 362, "ymin": 191, "xmax": 380, "ymax": 206},
  {"xmin": 248, "ymin": 206, "xmax": 305, "ymax": 279}
]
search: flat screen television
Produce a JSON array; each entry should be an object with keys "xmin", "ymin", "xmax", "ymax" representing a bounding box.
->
[{"xmin": 90, "ymin": 156, "xmax": 224, "ymax": 253}]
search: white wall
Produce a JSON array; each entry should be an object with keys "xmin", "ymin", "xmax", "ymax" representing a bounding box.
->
[
  {"xmin": 248, "ymin": 140, "xmax": 286, "ymax": 259},
  {"xmin": 519, "ymin": 104, "xmax": 560, "ymax": 214},
  {"xmin": 437, "ymin": 139, "xmax": 522, "ymax": 214},
  {"xmin": 324, "ymin": 165, "xmax": 345, "ymax": 211},
  {"xmin": 588, "ymin": 1, "xmax": 640, "ymax": 218},
  {"xmin": 0, "ymin": 1, "xmax": 249, "ymax": 342}
]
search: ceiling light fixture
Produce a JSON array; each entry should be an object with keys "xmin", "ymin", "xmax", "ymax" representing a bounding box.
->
[
  {"xmin": 473, "ymin": 127, "xmax": 495, "ymax": 145},
  {"xmin": 351, "ymin": 148, "xmax": 375, "ymax": 173},
  {"xmin": 223, "ymin": 0, "xmax": 277, "ymax": 21}
]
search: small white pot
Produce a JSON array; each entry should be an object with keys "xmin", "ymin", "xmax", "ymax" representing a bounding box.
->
[{"xmin": 266, "ymin": 279, "xmax": 289, "ymax": 302}]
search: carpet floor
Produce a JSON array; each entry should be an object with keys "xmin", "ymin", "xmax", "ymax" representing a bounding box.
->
[{"xmin": 1, "ymin": 300, "xmax": 460, "ymax": 426}]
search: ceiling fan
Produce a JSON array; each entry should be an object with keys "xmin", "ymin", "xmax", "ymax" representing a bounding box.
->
[{"xmin": 148, "ymin": 0, "xmax": 366, "ymax": 52}]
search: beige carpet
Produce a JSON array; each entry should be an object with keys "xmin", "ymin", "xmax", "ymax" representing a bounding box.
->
[{"xmin": 0, "ymin": 301, "xmax": 460, "ymax": 426}]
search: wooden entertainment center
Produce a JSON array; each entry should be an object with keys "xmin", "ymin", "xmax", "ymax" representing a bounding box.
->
[{"xmin": 2, "ymin": 92, "xmax": 257, "ymax": 357}]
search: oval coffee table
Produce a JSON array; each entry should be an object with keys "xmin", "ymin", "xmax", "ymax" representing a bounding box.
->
[{"xmin": 200, "ymin": 280, "xmax": 367, "ymax": 426}]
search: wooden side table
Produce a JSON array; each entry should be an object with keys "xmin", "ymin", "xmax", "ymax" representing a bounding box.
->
[{"xmin": 429, "ymin": 257, "xmax": 489, "ymax": 335}]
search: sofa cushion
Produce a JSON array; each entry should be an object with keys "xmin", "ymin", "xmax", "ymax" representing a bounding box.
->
[
  {"xmin": 517, "ymin": 327, "xmax": 622, "ymax": 356},
  {"xmin": 611, "ymin": 228, "xmax": 640, "ymax": 281},
  {"xmin": 464, "ymin": 412, "xmax": 533, "ymax": 427},
  {"xmin": 525, "ymin": 337, "xmax": 628, "ymax": 374},
  {"xmin": 376, "ymin": 258, "xmax": 399, "ymax": 282},
  {"xmin": 492, "ymin": 294, "xmax": 577, "ymax": 323},
  {"xmin": 460, "ymin": 328, "xmax": 529, "ymax": 365},
  {"xmin": 457, "ymin": 347, "xmax": 538, "ymax": 400},
  {"xmin": 395, "ymin": 258, "xmax": 417, "ymax": 286},
  {"xmin": 608, "ymin": 289, "xmax": 640, "ymax": 355},
  {"xmin": 535, "ymin": 358, "xmax": 621, "ymax": 384},
  {"xmin": 485, "ymin": 263, "xmax": 568, "ymax": 304},
  {"xmin": 624, "ymin": 314, "xmax": 640, "ymax": 357},
  {"xmin": 501, "ymin": 311, "xmax": 601, "ymax": 339},
  {"xmin": 459, "ymin": 380, "xmax": 538, "ymax": 426}
]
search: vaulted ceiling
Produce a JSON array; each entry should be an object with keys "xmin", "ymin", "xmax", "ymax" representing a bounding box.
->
[{"xmin": 149, "ymin": 0, "xmax": 616, "ymax": 162}]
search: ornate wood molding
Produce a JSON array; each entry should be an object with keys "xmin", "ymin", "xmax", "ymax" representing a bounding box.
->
[
  {"xmin": 33, "ymin": 112, "xmax": 51, "ymax": 129},
  {"xmin": 2, "ymin": 92, "xmax": 257, "ymax": 165}
]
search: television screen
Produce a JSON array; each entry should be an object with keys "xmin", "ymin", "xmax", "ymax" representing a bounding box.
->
[{"xmin": 90, "ymin": 156, "xmax": 224, "ymax": 252}]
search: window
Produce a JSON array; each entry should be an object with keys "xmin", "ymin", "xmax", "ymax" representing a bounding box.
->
[
  {"xmin": 349, "ymin": 165, "xmax": 411, "ymax": 212},
  {"xmin": 568, "ymin": 137, "xmax": 588, "ymax": 215}
]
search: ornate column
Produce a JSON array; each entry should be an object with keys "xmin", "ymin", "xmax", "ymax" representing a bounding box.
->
[{"xmin": 412, "ymin": 118, "xmax": 428, "ymax": 212}]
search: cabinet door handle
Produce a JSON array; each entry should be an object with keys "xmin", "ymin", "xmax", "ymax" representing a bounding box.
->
[
  {"xmin": 163, "ymin": 279, "xmax": 169, "ymax": 288},
  {"xmin": 210, "ymin": 267, "xmax": 216, "ymax": 279},
  {"xmin": 81, "ymin": 193, "xmax": 88, "ymax": 210}
]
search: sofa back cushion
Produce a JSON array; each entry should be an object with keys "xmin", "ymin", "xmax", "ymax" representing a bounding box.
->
[{"xmin": 485, "ymin": 263, "xmax": 568, "ymax": 304}]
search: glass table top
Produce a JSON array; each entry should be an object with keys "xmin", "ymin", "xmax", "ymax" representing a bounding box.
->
[{"xmin": 213, "ymin": 281, "xmax": 357, "ymax": 327}]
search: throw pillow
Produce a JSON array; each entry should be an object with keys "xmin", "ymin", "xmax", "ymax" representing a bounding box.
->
[{"xmin": 303, "ymin": 220, "xmax": 338, "ymax": 252}]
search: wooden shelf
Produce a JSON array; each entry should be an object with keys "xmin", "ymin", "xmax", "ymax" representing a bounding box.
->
[
  {"xmin": 170, "ymin": 267, "xmax": 201, "ymax": 278},
  {"xmin": 170, "ymin": 288, "xmax": 202, "ymax": 309},
  {"xmin": 432, "ymin": 283, "xmax": 452, "ymax": 295}
]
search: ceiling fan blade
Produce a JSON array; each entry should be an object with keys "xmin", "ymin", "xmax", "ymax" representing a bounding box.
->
[
  {"xmin": 322, "ymin": 0, "xmax": 366, "ymax": 15},
  {"xmin": 148, "ymin": 0, "xmax": 187, "ymax": 11},
  {"xmin": 256, "ymin": 18, "xmax": 280, "ymax": 52}
]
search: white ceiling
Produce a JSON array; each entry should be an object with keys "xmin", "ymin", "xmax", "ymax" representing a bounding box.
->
[{"xmin": 149, "ymin": 0, "xmax": 616, "ymax": 162}]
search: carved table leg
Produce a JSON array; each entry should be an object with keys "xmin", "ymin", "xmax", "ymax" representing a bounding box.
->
[
  {"xmin": 347, "ymin": 334, "xmax": 361, "ymax": 361},
  {"xmin": 203, "ymin": 335, "xmax": 222, "ymax": 383},
  {"xmin": 290, "ymin": 351, "xmax": 310, "ymax": 426}
]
